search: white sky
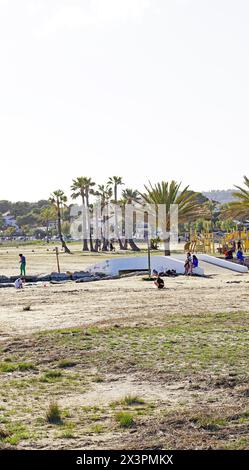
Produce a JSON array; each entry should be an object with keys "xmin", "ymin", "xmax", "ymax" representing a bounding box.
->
[{"xmin": 0, "ymin": 0, "xmax": 249, "ymax": 201}]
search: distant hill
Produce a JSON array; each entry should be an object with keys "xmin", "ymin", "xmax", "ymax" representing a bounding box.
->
[
  {"xmin": 0, "ymin": 200, "xmax": 49, "ymax": 217},
  {"xmin": 202, "ymin": 190, "xmax": 236, "ymax": 204}
]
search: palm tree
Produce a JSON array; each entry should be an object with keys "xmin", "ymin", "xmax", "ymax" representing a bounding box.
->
[
  {"xmin": 107, "ymin": 176, "xmax": 124, "ymax": 249},
  {"xmin": 49, "ymin": 190, "xmax": 71, "ymax": 253},
  {"xmin": 71, "ymin": 177, "xmax": 95, "ymax": 251},
  {"xmin": 121, "ymin": 188, "xmax": 141, "ymax": 251},
  {"xmin": 95, "ymin": 184, "xmax": 113, "ymax": 208},
  {"xmin": 221, "ymin": 176, "xmax": 249, "ymax": 220},
  {"xmin": 94, "ymin": 184, "xmax": 113, "ymax": 251},
  {"xmin": 121, "ymin": 188, "xmax": 141, "ymax": 204},
  {"xmin": 141, "ymin": 181, "xmax": 204, "ymax": 255},
  {"xmin": 107, "ymin": 176, "xmax": 124, "ymax": 203}
]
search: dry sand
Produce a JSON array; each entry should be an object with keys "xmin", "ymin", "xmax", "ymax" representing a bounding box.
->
[
  {"xmin": 0, "ymin": 244, "xmax": 248, "ymax": 339},
  {"xmin": 0, "ymin": 245, "xmax": 249, "ymax": 450}
]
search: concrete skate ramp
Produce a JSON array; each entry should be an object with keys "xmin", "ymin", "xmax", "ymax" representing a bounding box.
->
[
  {"xmin": 198, "ymin": 254, "xmax": 248, "ymax": 273},
  {"xmin": 88, "ymin": 256, "xmax": 204, "ymax": 276}
]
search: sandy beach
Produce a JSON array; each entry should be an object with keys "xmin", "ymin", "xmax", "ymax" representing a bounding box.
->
[{"xmin": 0, "ymin": 245, "xmax": 248, "ymax": 339}]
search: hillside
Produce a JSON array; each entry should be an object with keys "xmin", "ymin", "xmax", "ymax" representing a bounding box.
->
[{"xmin": 202, "ymin": 190, "xmax": 235, "ymax": 204}]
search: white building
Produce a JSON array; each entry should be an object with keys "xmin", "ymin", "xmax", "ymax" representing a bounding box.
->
[{"xmin": 2, "ymin": 212, "xmax": 19, "ymax": 228}]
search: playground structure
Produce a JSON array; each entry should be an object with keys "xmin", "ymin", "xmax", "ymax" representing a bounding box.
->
[
  {"xmin": 184, "ymin": 230, "xmax": 215, "ymax": 254},
  {"xmin": 184, "ymin": 229, "xmax": 249, "ymax": 255}
]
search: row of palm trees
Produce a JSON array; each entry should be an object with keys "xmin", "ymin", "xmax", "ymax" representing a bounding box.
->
[
  {"xmin": 49, "ymin": 177, "xmax": 143, "ymax": 254},
  {"xmin": 48, "ymin": 175, "xmax": 249, "ymax": 255}
]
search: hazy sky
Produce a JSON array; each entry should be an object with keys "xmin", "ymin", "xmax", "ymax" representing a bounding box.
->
[{"xmin": 0, "ymin": 0, "xmax": 249, "ymax": 201}]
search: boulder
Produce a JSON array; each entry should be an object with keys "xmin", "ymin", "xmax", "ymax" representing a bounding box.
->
[
  {"xmin": 51, "ymin": 272, "xmax": 71, "ymax": 281},
  {"xmin": 9, "ymin": 276, "xmax": 38, "ymax": 283},
  {"xmin": 75, "ymin": 276, "xmax": 101, "ymax": 283},
  {"xmin": 71, "ymin": 271, "xmax": 91, "ymax": 280},
  {"xmin": 0, "ymin": 275, "xmax": 11, "ymax": 284},
  {"xmin": 37, "ymin": 274, "xmax": 52, "ymax": 282}
]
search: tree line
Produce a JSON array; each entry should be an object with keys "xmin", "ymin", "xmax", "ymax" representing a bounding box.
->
[{"xmin": 0, "ymin": 176, "xmax": 248, "ymax": 255}]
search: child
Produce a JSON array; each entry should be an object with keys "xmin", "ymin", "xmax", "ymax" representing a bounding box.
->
[
  {"xmin": 14, "ymin": 278, "xmax": 23, "ymax": 289},
  {"xmin": 154, "ymin": 274, "xmax": 165, "ymax": 289}
]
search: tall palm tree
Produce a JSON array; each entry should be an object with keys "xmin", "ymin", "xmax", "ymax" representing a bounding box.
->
[
  {"xmin": 49, "ymin": 190, "xmax": 71, "ymax": 253},
  {"xmin": 121, "ymin": 188, "xmax": 141, "ymax": 251},
  {"xmin": 221, "ymin": 176, "xmax": 249, "ymax": 220},
  {"xmin": 107, "ymin": 176, "xmax": 124, "ymax": 203},
  {"xmin": 71, "ymin": 177, "xmax": 95, "ymax": 251},
  {"xmin": 95, "ymin": 184, "xmax": 113, "ymax": 208},
  {"xmin": 95, "ymin": 184, "xmax": 113, "ymax": 251},
  {"xmin": 107, "ymin": 176, "xmax": 124, "ymax": 249},
  {"xmin": 141, "ymin": 181, "xmax": 204, "ymax": 255}
]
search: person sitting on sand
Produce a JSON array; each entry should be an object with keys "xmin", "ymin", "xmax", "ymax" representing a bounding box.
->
[
  {"xmin": 154, "ymin": 274, "xmax": 164, "ymax": 289},
  {"xmin": 14, "ymin": 277, "xmax": 23, "ymax": 289},
  {"xmin": 225, "ymin": 249, "xmax": 233, "ymax": 260},
  {"xmin": 19, "ymin": 254, "xmax": 26, "ymax": 276},
  {"xmin": 192, "ymin": 255, "xmax": 199, "ymax": 269},
  {"xmin": 237, "ymin": 249, "xmax": 245, "ymax": 264}
]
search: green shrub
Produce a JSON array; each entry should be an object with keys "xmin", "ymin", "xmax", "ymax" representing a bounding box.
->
[{"xmin": 115, "ymin": 412, "xmax": 134, "ymax": 428}]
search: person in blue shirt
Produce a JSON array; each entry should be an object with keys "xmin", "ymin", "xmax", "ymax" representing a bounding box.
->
[
  {"xmin": 192, "ymin": 255, "xmax": 199, "ymax": 268},
  {"xmin": 19, "ymin": 254, "xmax": 26, "ymax": 276},
  {"xmin": 236, "ymin": 249, "xmax": 245, "ymax": 264}
]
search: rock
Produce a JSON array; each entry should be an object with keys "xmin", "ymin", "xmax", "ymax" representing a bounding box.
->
[
  {"xmin": 0, "ymin": 275, "xmax": 11, "ymax": 283},
  {"xmin": 71, "ymin": 271, "xmax": 91, "ymax": 280},
  {"xmin": 75, "ymin": 276, "xmax": 101, "ymax": 283},
  {"xmin": 36, "ymin": 274, "xmax": 52, "ymax": 282},
  {"xmin": 102, "ymin": 275, "xmax": 119, "ymax": 280},
  {"xmin": 50, "ymin": 272, "xmax": 71, "ymax": 281},
  {"xmin": 9, "ymin": 276, "xmax": 39, "ymax": 283},
  {"xmin": 50, "ymin": 280, "xmax": 71, "ymax": 285},
  {"xmin": 92, "ymin": 272, "xmax": 108, "ymax": 278}
]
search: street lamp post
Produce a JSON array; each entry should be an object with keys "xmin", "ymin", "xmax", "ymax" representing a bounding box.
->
[{"xmin": 147, "ymin": 235, "xmax": 151, "ymax": 278}]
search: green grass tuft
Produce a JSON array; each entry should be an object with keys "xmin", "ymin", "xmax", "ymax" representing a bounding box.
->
[
  {"xmin": 121, "ymin": 395, "xmax": 145, "ymax": 406},
  {"xmin": 40, "ymin": 370, "xmax": 62, "ymax": 382},
  {"xmin": 115, "ymin": 411, "xmax": 135, "ymax": 428}
]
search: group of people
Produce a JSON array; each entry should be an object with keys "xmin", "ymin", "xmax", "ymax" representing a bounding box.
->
[
  {"xmin": 151, "ymin": 253, "xmax": 200, "ymax": 289},
  {"xmin": 224, "ymin": 240, "xmax": 246, "ymax": 264},
  {"xmin": 184, "ymin": 253, "xmax": 198, "ymax": 275}
]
